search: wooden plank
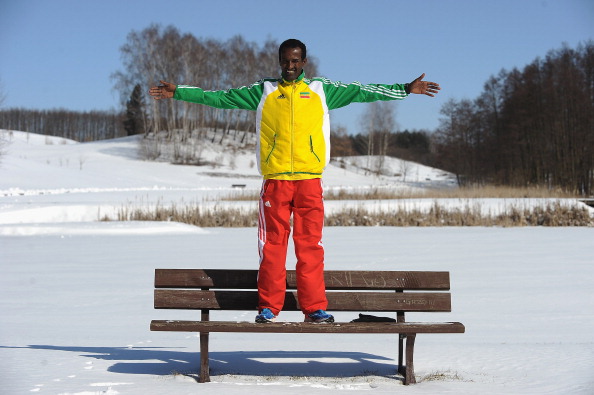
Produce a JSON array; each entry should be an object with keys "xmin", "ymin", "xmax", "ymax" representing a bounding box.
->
[
  {"xmin": 155, "ymin": 269, "xmax": 257, "ymax": 289},
  {"xmin": 328, "ymin": 291, "xmax": 451, "ymax": 312},
  {"xmin": 313, "ymin": 271, "xmax": 450, "ymax": 291},
  {"xmin": 155, "ymin": 290, "xmax": 452, "ymax": 312},
  {"xmin": 155, "ymin": 269, "xmax": 451, "ymax": 290},
  {"xmin": 150, "ymin": 320, "xmax": 466, "ymax": 334},
  {"xmin": 155, "ymin": 290, "xmax": 259, "ymax": 309}
]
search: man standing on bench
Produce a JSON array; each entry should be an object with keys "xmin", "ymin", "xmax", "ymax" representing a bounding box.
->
[{"xmin": 149, "ymin": 39, "xmax": 440, "ymax": 324}]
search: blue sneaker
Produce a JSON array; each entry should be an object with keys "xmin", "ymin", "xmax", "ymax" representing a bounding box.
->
[
  {"xmin": 255, "ymin": 308, "xmax": 277, "ymax": 323},
  {"xmin": 305, "ymin": 310, "xmax": 334, "ymax": 323}
]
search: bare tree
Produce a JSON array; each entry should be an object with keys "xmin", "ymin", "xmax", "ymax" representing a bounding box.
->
[
  {"xmin": 399, "ymin": 158, "xmax": 411, "ymax": 182},
  {"xmin": 360, "ymin": 101, "xmax": 396, "ymax": 175}
]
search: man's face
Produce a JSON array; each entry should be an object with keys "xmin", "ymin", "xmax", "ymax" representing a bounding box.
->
[{"xmin": 279, "ymin": 47, "xmax": 307, "ymax": 82}]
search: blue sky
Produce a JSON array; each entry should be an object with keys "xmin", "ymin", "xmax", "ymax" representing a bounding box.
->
[{"xmin": 1, "ymin": 0, "xmax": 592, "ymax": 134}]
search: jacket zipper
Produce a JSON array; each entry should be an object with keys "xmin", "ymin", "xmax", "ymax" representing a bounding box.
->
[
  {"xmin": 290, "ymin": 83, "xmax": 296, "ymax": 174},
  {"xmin": 265, "ymin": 134, "xmax": 276, "ymax": 163},
  {"xmin": 310, "ymin": 135, "xmax": 321, "ymax": 162}
]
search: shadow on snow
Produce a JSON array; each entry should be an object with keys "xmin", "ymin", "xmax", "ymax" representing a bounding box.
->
[{"xmin": 7, "ymin": 344, "xmax": 401, "ymax": 380}]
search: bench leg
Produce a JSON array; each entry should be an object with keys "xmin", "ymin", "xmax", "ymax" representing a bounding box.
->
[
  {"xmin": 199, "ymin": 332, "xmax": 210, "ymax": 383},
  {"xmin": 398, "ymin": 334, "xmax": 404, "ymax": 375},
  {"xmin": 403, "ymin": 334, "xmax": 417, "ymax": 385}
]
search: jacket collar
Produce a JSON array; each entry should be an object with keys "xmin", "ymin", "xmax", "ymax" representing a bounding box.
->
[{"xmin": 281, "ymin": 70, "xmax": 306, "ymax": 84}]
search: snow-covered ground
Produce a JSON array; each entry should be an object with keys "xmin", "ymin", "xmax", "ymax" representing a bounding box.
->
[{"xmin": 1, "ymin": 130, "xmax": 593, "ymax": 394}]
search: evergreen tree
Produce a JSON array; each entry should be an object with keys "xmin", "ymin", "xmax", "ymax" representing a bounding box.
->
[{"xmin": 123, "ymin": 84, "xmax": 145, "ymax": 136}]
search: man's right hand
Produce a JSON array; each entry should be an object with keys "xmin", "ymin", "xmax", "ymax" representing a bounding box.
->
[{"xmin": 149, "ymin": 80, "xmax": 176, "ymax": 100}]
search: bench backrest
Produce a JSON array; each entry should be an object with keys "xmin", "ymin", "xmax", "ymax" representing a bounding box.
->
[{"xmin": 154, "ymin": 269, "xmax": 453, "ymax": 315}]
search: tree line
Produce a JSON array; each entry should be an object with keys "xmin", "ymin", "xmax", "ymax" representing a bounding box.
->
[
  {"xmin": 432, "ymin": 42, "xmax": 593, "ymax": 195},
  {"xmin": 331, "ymin": 124, "xmax": 432, "ymax": 165},
  {"xmin": 0, "ymin": 108, "xmax": 126, "ymax": 141}
]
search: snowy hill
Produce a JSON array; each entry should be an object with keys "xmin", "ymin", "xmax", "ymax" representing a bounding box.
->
[
  {"xmin": 0, "ymin": 129, "xmax": 459, "ymax": 228},
  {"xmin": 0, "ymin": 129, "xmax": 456, "ymax": 192}
]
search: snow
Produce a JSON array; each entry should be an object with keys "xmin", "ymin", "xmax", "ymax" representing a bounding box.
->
[{"xmin": 1, "ymin": 130, "xmax": 593, "ymax": 394}]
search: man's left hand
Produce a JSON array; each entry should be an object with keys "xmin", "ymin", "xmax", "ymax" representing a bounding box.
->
[{"xmin": 408, "ymin": 73, "xmax": 440, "ymax": 97}]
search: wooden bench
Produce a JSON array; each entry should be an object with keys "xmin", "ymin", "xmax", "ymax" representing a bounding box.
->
[{"xmin": 150, "ymin": 269, "xmax": 465, "ymax": 385}]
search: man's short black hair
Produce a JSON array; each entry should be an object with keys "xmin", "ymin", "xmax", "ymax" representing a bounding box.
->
[{"xmin": 279, "ymin": 39, "xmax": 307, "ymax": 61}]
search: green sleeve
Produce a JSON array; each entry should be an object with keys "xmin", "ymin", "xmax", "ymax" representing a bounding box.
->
[
  {"xmin": 173, "ymin": 80, "xmax": 264, "ymax": 111},
  {"xmin": 319, "ymin": 78, "xmax": 409, "ymax": 110}
]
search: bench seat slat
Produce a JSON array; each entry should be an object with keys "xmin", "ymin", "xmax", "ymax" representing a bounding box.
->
[
  {"xmin": 150, "ymin": 320, "xmax": 465, "ymax": 334},
  {"xmin": 155, "ymin": 269, "xmax": 451, "ymax": 290},
  {"xmin": 154, "ymin": 290, "xmax": 452, "ymax": 312}
]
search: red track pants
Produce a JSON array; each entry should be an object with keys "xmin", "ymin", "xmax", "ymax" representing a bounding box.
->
[{"xmin": 257, "ymin": 179, "xmax": 327, "ymax": 315}]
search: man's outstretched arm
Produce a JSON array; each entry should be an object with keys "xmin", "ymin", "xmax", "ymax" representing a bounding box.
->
[
  {"xmin": 407, "ymin": 73, "xmax": 440, "ymax": 97},
  {"xmin": 149, "ymin": 80, "xmax": 176, "ymax": 100},
  {"xmin": 148, "ymin": 79, "xmax": 262, "ymax": 110}
]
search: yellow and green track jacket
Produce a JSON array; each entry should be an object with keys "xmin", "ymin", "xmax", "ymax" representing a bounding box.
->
[{"xmin": 174, "ymin": 71, "xmax": 409, "ymax": 180}]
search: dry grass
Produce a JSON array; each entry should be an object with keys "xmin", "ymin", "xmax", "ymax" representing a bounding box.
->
[
  {"xmin": 325, "ymin": 201, "xmax": 592, "ymax": 227},
  {"xmin": 418, "ymin": 369, "xmax": 469, "ymax": 383},
  {"xmin": 105, "ymin": 203, "xmax": 258, "ymax": 227},
  {"xmin": 219, "ymin": 185, "xmax": 579, "ymax": 202},
  {"xmin": 101, "ymin": 200, "xmax": 593, "ymax": 227}
]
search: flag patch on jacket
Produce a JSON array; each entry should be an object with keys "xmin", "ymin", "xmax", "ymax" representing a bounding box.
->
[{"xmin": 300, "ymin": 92, "xmax": 310, "ymax": 99}]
